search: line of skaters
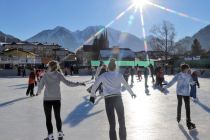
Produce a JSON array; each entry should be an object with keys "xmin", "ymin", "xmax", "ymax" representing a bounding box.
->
[{"xmin": 24, "ymin": 60, "xmax": 200, "ymax": 140}]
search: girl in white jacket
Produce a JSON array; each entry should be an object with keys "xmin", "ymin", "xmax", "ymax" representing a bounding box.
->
[
  {"xmin": 164, "ymin": 64, "xmax": 196, "ymax": 130},
  {"xmin": 36, "ymin": 60, "xmax": 85, "ymax": 140},
  {"xmin": 90, "ymin": 59, "xmax": 136, "ymax": 140}
]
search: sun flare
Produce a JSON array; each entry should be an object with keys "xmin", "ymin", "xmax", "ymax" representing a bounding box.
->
[{"xmin": 132, "ymin": 0, "xmax": 148, "ymax": 8}]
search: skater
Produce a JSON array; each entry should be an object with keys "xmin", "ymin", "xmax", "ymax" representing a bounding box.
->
[
  {"xmin": 91, "ymin": 66, "xmax": 96, "ymax": 80},
  {"xmin": 164, "ymin": 64, "xmax": 196, "ymax": 130},
  {"xmin": 149, "ymin": 64, "xmax": 155, "ymax": 83},
  {"xmin": 26, "ymin": 69, "xmax": 36, "ymax": 97},
  {"xmin": 137, "ymin": 66, "xmax": 142, "ymax": 81},
  {"xmin": 190, "ymin": 71, "xmax": 200, "ymax": 101},
  {"xmin": 95, "ymin": 61, "xmax": 104, "ymax": 80},
  {"xmin": 70, "ymin": 65, "xmax": 74, "ymax": 76},
  {"xmin": 130, "ymin": 66, "xmax": 135, "ymax": 85},
  {"xmin": 87, "ymin": 64, "xmax": 107, "ymax": 95},
  {"xmin": 155, "ymin": 67, "xmax": 165, "ymax": 88},
  {"xmin": 64, "ymin": 68, "xmax": 68, "ymax": 76},
  {"xmin": 22, "ymin": 66, "xmax": 26, "ymax": 77},
  {"xmin": 17, "ymin": 65, "xmax": 21, "ymax": 76},
  {"xmin": 36, "ymin": 60, "xmax": 85, "ymax": 140},
  {"xmin": 143, "ymin": 66, "xmax": 149, "ymax": 88},
  {"xmin": 98, "ymin": 64, "xmax": 107, "ymax": 94},
  {"xmin": 123, "ymin": 67, "xmax": 130, "ymax": 83},
  {"xmin": 90, "ymin": 59, "xmax": 136, "ymax": 140}
]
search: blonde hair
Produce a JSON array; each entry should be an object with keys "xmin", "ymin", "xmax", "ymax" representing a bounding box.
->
[
  {"xmin": 108, "ymin": 58, "xmax": 116, "ymax": 71},
  {"xmin": 48, "ymin": 60, "xmax": 60, "ymax": 72}
]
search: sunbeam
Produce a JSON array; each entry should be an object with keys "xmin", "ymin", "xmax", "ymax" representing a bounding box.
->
[
  {"xmin": 60, "ymin": 4, "xmax": 135, "ymax": 63},
  {"xmin": 80, "ymin": 4, "xmax": 135, "ymax": 46},
  {"xmin": 139, "ymin": 7, "xmax": 148, "ymax": 53},
  {"xmin": 147, "ymin": 1, "xmax": 209, "ymax": 24}
]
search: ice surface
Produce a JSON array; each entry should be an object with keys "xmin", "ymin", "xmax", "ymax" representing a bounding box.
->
[{"xmin": 0, "ymin": 75, "xmax": 210, "ymax": 140}]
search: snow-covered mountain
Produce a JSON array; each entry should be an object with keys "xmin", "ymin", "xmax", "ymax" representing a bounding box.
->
[
  {"xmin": 176, "ymin": 25, "xmax": 210, "ymax": 51},
  {"xmin": 27, "ymin": 26, "xmax": 144, "ymax": 52},
  {"xmin": 0, "ymin": 31, "xmax": 21, "ymax": 43}
]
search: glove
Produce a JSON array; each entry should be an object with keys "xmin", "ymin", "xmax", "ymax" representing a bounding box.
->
[
  {"xmin": 89, "ymin": 97, "xmax": 95, "ymax": 104},
  {"xmin": 80, "ymin": 82, "xmax": 86, "ymax": 86},
  {"xmin": 131, "ymin": 94, "xmax": 136, "ymax": 99}
]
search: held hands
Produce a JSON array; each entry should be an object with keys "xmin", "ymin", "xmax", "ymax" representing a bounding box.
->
[
  {"xmin": 80, "ymin": 82, "xmax": 86, "ymax": 86},
  {"xmin": 131, "ymin": 94, "xmax": 136, "ymax": 99},
  {"xmin": 77, "ymin": 82, "xmax": 86, "ymax": 86}
]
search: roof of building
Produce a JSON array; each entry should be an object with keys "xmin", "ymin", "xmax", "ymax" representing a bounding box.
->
[{"xmin": 3, "ymin": 48, "xmax": 36, "ymax": 56}]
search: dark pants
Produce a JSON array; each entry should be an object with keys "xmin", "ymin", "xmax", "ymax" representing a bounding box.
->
[
  {"xmin": 156, "ymin": 77, "xmax": 164, "ymax": 87},
  {"xmin": 177, "ymin": 95, "xmax": 191, "ymax": 122},
  {"xmin": 105, "ymin": 96, "xmax": 126, "ymax": 140},
  {"xmin": 131, "ymin": 75, "xmax": 134, "ymax": 84},
  {"xmin": 190, "ymin": 85, "xmax": 197, "ymax": 99},
  {"xmin": 144, "ymin": 75, "xmax": 148, "ymax": 88},
  {"xmin": 26, "ymin": 84, "xmax": 34, "ymax": 96},
  {"xmin": 44, "ymin": 100, "xmax": 62, "ymax": 135}
]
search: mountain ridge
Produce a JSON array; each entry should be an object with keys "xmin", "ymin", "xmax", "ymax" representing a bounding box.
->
[{"xmin": 27, "ymin": 26, "xmax": 145, "ymax": 52}]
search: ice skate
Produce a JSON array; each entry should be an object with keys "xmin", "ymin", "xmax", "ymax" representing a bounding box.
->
[
  {"xmin": 187, "ymin": 122, "xmax": 196, "ymax": 130},
  {"xmin": 58, "ymin": 132, "xmax": 64, "ymax": 140}
]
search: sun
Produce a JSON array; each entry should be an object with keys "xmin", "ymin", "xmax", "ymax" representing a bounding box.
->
[{"xmin": 132, "ymin": 0, "xmax": 148, "ymax": 8}]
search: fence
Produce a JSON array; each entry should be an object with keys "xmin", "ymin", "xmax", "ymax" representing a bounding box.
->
[{"xmin": 91, "ymin": 60, "xmax": 154, "ymax": 67}]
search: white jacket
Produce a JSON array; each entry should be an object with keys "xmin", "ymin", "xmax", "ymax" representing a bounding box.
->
[
  {"xmin": 91, "ymin": 71, "xmax": 135, "ymax": 98},
  {"xmin": 37, "ymin": 71, "xmax": 80, "ymax": 100},
  {"xmin": 165, "ymin": 72, "xmax": 195, "ymax": 96}
]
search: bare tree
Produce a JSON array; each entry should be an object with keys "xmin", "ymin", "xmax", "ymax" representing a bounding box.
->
[{"xmin": 149, "ymin": 20, "xmax": 176, "ymax": 61}]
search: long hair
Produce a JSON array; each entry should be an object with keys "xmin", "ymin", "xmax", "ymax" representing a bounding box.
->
[
  {"xmin": 108, "ymin": 58, "xmax": 116, "ymax": 71},
  {"xmin": 48, "ymin": 60, "xmax": 61, "ymax": 72}
]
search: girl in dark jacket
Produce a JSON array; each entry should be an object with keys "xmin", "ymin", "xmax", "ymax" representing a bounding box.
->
[{"xmin": 190, "ymin": 71, "xmax": 200, "ymax": 101}]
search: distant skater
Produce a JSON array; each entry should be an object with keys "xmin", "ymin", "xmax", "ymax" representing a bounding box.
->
[
  {"xmin": 143, "ymin": 66, "xmax": 149, "ymax": 88},
  {"xmin": 36, "ymin": 60, "xmax": 85, "ymax": 140},
  {"xmin": 123, "ymin": 67, "xmax": 130, "ymax": 83},
  {"xmin": 149, "ymin": 64, "xmax": 155, "ymax": 83},
  {"xmin": 164, "ymin": 64, "xmax": 196, "ymax": 130},
  {"xmin": 190, "ymin": 71, "xmax": 200, "ymax": 101},
  {"xmin": 91, "ymin": 67, "xmax": 96, "ymax": 80},
  {"xmin": 155, "ymin": 67, "xmax": 167, "ymax": 89},
  {"xmin": 22, "ymin": 67, "xmax": 26, "ymax": 77},
  {"xmin": 90, "ymin": 59, "xmax": 136, "ymax": 140},
  {"xmin": 137, "ymin": 66, "xmax": 142, "ymax": 81},
  {"xmin": 130, "ymin": 67, "xmax": 135, "ymax": 85},
  {"xmin": 26, "ymin": 70, "xmax": 36, "ymax": 97}
]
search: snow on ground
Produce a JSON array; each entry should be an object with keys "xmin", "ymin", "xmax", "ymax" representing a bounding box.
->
[{"xmin": 0, "ymin": 75, "xmax": 210, "ymax": 140}]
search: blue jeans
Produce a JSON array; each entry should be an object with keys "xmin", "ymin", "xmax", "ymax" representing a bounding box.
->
[{"xmin": 190, "ymin": 85, "xmax": 197, "ymax": 99}]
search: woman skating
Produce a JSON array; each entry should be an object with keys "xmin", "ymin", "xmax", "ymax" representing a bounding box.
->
[
  {"xmin": 90, "ymin": 59, "xmax": 136, "ymax": 140},
  {"xmin": 36, "ymin": 60, "xmax": 85, "ymax": 140},
  {"xmin": 164, "ymin": 64, "xmax": 196, "ymax": 130}
]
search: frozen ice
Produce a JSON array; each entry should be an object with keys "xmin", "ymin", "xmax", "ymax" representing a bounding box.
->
[{"xmin": 0, "ymin": 75, "xmax": 210, "ymax": 140}]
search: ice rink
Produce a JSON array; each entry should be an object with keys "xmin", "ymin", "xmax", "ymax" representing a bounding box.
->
[{"xmin": 0, "ymin": 75, "xmax": 210, "ymax": 140}]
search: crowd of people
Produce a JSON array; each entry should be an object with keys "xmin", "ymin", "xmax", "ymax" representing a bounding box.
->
[{"xmin": 22, "ymin": 59, "xmax": 200, "ymax": 140}]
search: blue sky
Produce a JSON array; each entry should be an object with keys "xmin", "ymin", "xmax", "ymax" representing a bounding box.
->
[{"xmin": 0, "ymin": 0, "xmax": 209, "ymax": 40}]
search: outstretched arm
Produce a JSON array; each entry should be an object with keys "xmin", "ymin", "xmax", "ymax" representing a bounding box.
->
[
  {"xmin": 121, "ymin": 75, "xmax": 136, "ymax": 98},
  {"xmin": 59, "ymin": 73, "xmax": 82, "ymax": 87},
  {"xmin": 165, "ymin": 74, "xmax": 178, "ymax": 89},
  {"xmin": 36, "ymin": 76, "xmax": 45, "ymax": 95},
  {"xmin": 90, "ymin": 76, "xmax": 103, "ymax": 98}
]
